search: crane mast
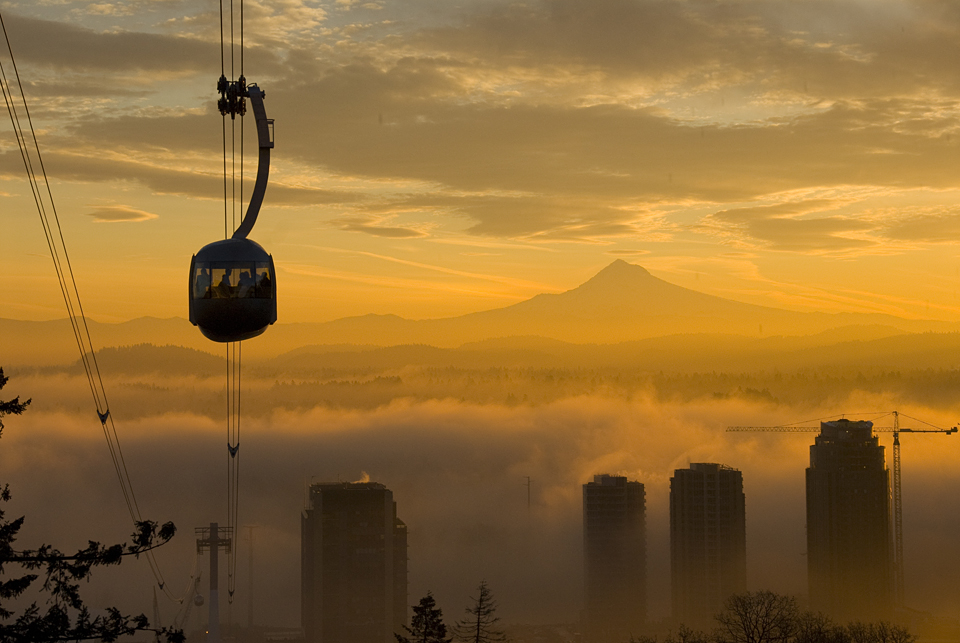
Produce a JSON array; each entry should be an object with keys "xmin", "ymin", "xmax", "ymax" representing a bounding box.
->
[{"xmin": 892, "ymin": 412, "xmax": 903, "ymax": 608}]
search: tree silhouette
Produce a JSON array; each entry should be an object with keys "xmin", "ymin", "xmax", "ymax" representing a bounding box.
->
[
  {"xmin": 0, "ymin": 368, "xmax": 29, "ymax": 431},
  {"xmin": 715, "ymin": 591, "xmax": 799, "ymax": 643},
  {"xmin": 396, "ymin": 591, "xmax": 452, "ymax": 643},
  {"xmin": 794, "ymin": 610, "xmax": 848, "ymax": 643},
  {"xmin": 629, "ymin": 625, "xmax": 710, "ymax": 643},
  {"xmin": 0, "ymin": 368, "xmax": 183, "ymax": 642},
  {"xmin": 713, "ymin": 592, "xmax": 916, "ymax": 643},
  {"xmin": 453, "ymin": 581, "xmax": 506, "ymax": 643},
  {"xmin": 847, "ymin": 621, "xmax": 915, "ymax": 643}
]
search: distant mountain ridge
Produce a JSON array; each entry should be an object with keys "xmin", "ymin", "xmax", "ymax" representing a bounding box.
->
[
  {"xmin": 3, "ymin": 260, "xmax": 959, "ymax": 366},
  {"xmin": 304, "ymin": 260, "xmax": 958, "ymax": 347},
  {"xmin": 19, "ymin": 326, "xmax": 960, "ymax": 378}
]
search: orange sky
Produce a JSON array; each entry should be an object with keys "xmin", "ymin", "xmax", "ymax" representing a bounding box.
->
[
  {"xmin": 5, "ymin": 0, "xmax": 960, "ymax": 323},
  {"xmin": 9, "ymin": 2, "xmax": 960, "ymax": 633}
]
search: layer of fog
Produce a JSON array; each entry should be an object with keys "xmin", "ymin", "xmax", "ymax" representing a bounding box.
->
[{"xmin": 3, "ymin": 389, "xmax": 960, "ymax": 632}]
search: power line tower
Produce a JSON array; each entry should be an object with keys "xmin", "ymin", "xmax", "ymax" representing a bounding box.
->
[
  {"xmin": 728, "ymin": 411, "xmax": 956, "ymax": 609},
  {"xmin": 196, "ymin": 522, "xmax": 233, "ymax": 643}
]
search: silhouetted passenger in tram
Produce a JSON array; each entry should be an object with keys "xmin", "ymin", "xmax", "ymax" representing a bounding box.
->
[
  {"xmin": 238, "ymin": 270, "xmax": 255, "ymax": 298},
  {"xmin": 216, "ymin": 268, "xmax": 234, "ymax": 298},
  {"xmin": 195, "ymin": 268, "xmax": 212, "ymax": 299},
  {"xmin": 258, "ymin": 271, "xmax": 272, "ymax": 298}
]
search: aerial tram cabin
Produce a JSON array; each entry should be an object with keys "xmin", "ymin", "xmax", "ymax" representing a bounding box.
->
[
  {"xmin": 189, "ymin": 238, "xmax": 276, "ymax": 342},
  {"xmin": 189, "ymin": 82, "xmax": 276, "ymax": 342}
]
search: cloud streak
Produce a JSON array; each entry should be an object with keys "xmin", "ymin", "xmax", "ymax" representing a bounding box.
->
[
  {"xmin": 4, "ymin": 13, "xmax": 220, "ymax": 72},
  {"xmin": 85, "ymin": 204, "xmax": 158, "ymax": 222},
  {"xmin": 334, "ymin": 214, "xmax": 429, "ymax": 238},
  {"xmin": 11, "ymin": 0, "xmax": 960, "ymax": 247}
]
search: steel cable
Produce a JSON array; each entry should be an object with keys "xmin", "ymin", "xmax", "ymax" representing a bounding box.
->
[{"xmin": 0, "ymin": 9, "xmax": 182, "ymax": 604}]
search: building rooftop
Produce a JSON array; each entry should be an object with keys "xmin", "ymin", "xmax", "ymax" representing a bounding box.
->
[
  {"xmin": 688, "ymin": 462, "xmax": 740, "ymax": 473},
  {"xmin": 589, "ymin": 474, "xmax": 628, "ymax": 486},
  {"xmin": 309, "ymin": 481, "xmax": 388, "ymax": 491},
  {"xmin": 818, "ymin": 419, "xmax": 876, "ymax": 443}
]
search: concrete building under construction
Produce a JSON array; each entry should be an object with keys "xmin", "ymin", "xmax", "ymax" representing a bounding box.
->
[
  {"xmin": 670, "ymin": 463, "xmax": 746, "ymax": 629},
  {"xmin": 582, "ymin": 474, "xmax": 646, "ymax": 643},
  {"xmin": 806, "ymin": 419, "xmax": 893, "ymax": 622},
  {"xmin": 301, "ymin": 481, "xmax": 407, "ymax": 643}
]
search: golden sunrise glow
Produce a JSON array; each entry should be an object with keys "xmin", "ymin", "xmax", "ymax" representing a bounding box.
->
[
  {"xmin": 4, "ymin": 0, "xmax": 960, "ymax": 323},
  {"xmin": 6, "ymin": 1, "xmax": 960, "ymax": 640}
]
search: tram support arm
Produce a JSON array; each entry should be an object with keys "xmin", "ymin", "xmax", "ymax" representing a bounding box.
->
[{"xmin": 232, "ymin": 84, "xmax": 273, "ymax": 241}]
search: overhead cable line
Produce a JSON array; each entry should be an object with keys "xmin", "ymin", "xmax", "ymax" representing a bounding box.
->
[
  {"xmin": 172, "ymin": 550, "xmax": 203, "ymax": 631},
  {"xmin": 0, "ymin": 9, "xmax": 183, "ymax": 604},
  {"xmin": 219, "ymin": 0, "xmax": 246, "ymax": 602}
]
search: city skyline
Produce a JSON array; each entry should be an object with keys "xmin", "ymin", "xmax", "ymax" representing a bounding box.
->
[{"xmin": 2, "ymin": 365, "xmax": 960, "ymax": 631}]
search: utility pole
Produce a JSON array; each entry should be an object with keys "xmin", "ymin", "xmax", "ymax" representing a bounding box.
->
[
  {"xmin": 524, "ymin": 476, "xmax": 532, "ymax": 512},
  {"xmin": 197, "ymin": 522, "xmax": 232, "ymax": 643}
]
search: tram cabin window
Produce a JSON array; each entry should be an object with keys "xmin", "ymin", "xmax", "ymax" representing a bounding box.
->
[{"xmin": 193, "ymin": 262, "xmax": 273, "ymax": 299}]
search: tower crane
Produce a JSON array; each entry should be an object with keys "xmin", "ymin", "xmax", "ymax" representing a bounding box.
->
[{"xmin": 727, "ymin": 412, "xmax": 957, "ymax": 609}]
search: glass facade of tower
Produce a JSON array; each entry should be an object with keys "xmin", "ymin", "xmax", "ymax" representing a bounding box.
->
[
  {"xmin": 582, "ymin": 474, "xmax": 646, "ymax": 643},
  {"xmin": 670, "ymin": 463, "xmax": 746, "ymax": 629},
  {"xmin": 806, "ymin": 420, "xmax": 893, "ymax": 622},
  {"xmin": 301, "ymin": 482, "xmax": 408, "ymax": 643}
]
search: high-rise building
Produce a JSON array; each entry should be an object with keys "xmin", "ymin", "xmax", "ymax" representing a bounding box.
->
[
  {"xmin": 806, "ymin": 419, "xmax": 893, "ymax": 622},
  {"xmin": 669, "ymin": 463, "xmax": 746, "ymax": 629},
  {"xmin": 301, "ymin": 481, "xmax": 408, "ymax": 643},
  {"xmin": 582, "ymin": 474, "xmax": 646, "ymax": 643}
]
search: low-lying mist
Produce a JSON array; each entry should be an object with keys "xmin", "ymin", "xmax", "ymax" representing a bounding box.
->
[{"xmin": 3, "ymin": 371, "xmax": 960, "ymax": 632}]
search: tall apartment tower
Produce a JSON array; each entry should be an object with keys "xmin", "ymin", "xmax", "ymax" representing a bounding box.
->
[
  {"xmin": 669, "ymin": 463, "xmax": 746, "ymax": 629},
  {"xmin": 582, "ymin": 474, "xmax": 646, "ymax": 643},
  {"xmin": 301, "ymin": 481, "xmax": 408, "ymax": 643},
  {"xmin": 806, "ymin": 420, "xmax": 893, "ymax": 622}
]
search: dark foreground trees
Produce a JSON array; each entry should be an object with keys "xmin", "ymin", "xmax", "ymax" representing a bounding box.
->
[
  {"xmin": 0, "ymin": 367, "xmax": 182, "ymax": 642},
  {"xmin": 0, "ymin": 369, "xmax": 29, "ymax": 428},
  {"xmin": 713, "ymin": 592, "xmax": 914, "ymax": 643},
  {"xmin": 845, "ymin": 621, "xmax": 915, "ymax": 643},
  {"xmin": 397, "ymin": 592, "xmax": 453, "ymax": 643},
  {"xmin": 453, "ymin": 581, "xmax": 507, "ymax": 643},
  {"xmin": 630, "ymin": 591, "xmax": 916, "ymax": 643},
  {"xmin": 715, "ymin": 590, "xmax": 799, "ymax": 643}
]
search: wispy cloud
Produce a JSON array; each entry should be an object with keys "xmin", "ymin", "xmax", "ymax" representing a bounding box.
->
[
  {"xmin": 298, "ymin": 244, "xmax": 554, "ymax": 290},
  {"xmin": 333, "ymin": 214, "xmax": 429, "ymax": 238},
  {"xmin": 85, "ymin": 205, "xmax": 158, "ymax": 222},
  {"xmin": 283, "ymin": 262, "xmax": 531, "ymax": 301}
]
